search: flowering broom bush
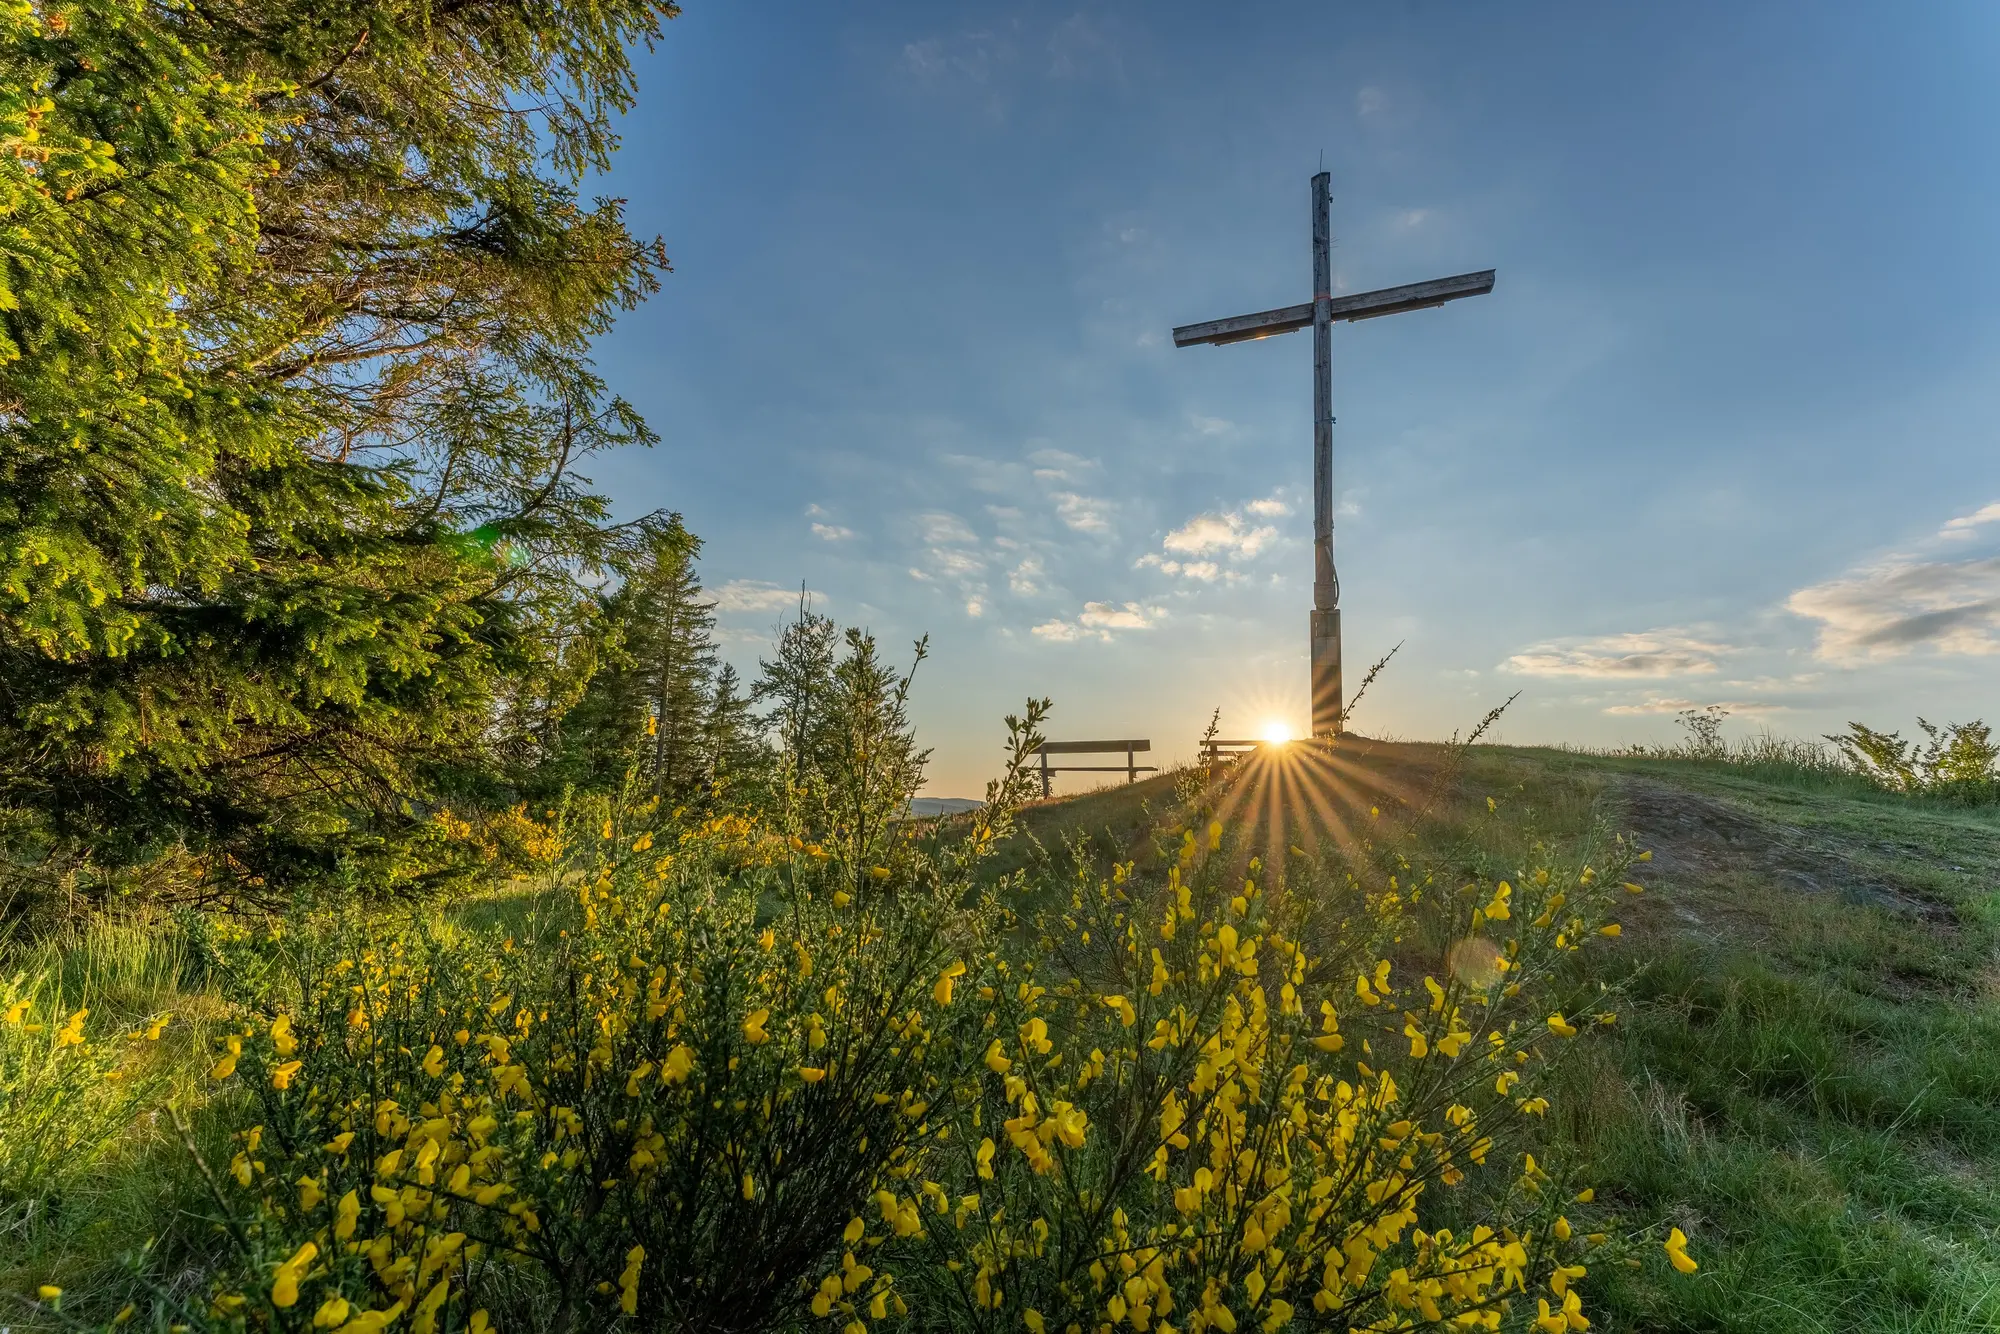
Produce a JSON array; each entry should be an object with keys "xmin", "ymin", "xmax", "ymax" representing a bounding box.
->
[{"xmin": 100, "ymin": 722, "xmax": 1687, "ymax": 1333}]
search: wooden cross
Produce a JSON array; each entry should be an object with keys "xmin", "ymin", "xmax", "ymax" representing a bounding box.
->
[{"xmin": 1173, "ymin": 171, "xmax": 1493, "ymax": 736}]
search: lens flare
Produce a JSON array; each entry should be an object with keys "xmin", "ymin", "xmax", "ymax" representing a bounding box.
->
[{"xmin": 1260, "ymin": 719, "xmax": 1294, "ymax": 745}]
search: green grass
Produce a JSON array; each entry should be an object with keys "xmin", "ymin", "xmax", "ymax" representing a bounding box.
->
[{"xmin": 8, "ymin": 741, "xmax": 2000, "ymax": 1331}]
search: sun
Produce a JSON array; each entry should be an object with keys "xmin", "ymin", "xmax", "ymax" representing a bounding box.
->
[{"xmin": 1259, "ymin": 719, "xmax": 1294, "ymax": 745}]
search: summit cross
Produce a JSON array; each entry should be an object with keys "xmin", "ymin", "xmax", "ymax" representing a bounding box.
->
[{"xmin": 1173, "ymin": 172, "xmax": 1493, "ymax": 737}]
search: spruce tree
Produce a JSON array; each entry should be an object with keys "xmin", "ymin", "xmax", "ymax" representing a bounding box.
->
[
  {"xmin": 753, "ymin": 592, "xmax": 841, "ymax": 783},
  {"xmin": 815, "ymin": 630, "xmax": 931, "ymax": 877},
  {"xmin": 626, "ymin": 527, "xmax": 717, "ymax": 803},
  {"xmin": 0, "ymin": 0, "xmax": 681, "ymax": 899},
  {"xmin": 703, "ymin": 663, "xmax": 769, "ymax": 802}
]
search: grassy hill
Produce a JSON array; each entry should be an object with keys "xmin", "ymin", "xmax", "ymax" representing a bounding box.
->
[
  {"xmin": 1014, "ymin": 740, "xmax": 2000, "ymax": 1333},
  {"xmin": 8, "ymin": 736, "xmax": 1999, "ymax": 1332}
]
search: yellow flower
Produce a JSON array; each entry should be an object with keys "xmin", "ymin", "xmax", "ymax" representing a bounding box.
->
[
  {"xmin": 422, "ymin": 1044, "xmax": 446, "ymax": 1077},
  {"xmin": 1664, "ymin": 1227, "xmax": 1699, "ymax": 1274},
  {"xmin": 331, "ymin": 1300, "xmax": 405, "ymax": 1333},
  {"xmin": 798, "ymin": 1066, "xmax": 828, "ymax": 1082},
  {"xmin": 3, "ymin": 1000, "xmax": 30, "ymax": 1025},
  {"xmin": 143, "ymin": 1013, "xmax": 172, "ymax": 1041},
  {"xmin": 271, "ymin": 1013, "xmax": 297, "ymax": 1057},
  {"xmin": 742, "ymin": 1009, "xmax": 772, "ymax": 1044},
  {"xmin": 934, "ymin": 960, "xmax": 966, "ymax": 1006},
  {"xmin": 37, "ymin": 1285, "xmax": 61, "ymax": 1302},
  {"xmin": 1547, "ymin": 1013, "xmax": 1579, "ymax": 1038},
  {"xmin": 334, "ymin": 1189, "xmax": 361, "ymax": 1240},
  {"xmin": 869, "ymin": 866, "xmax": 890, "ymax": 881},
  {"xmin": 758, "ymin": 928, "xmax": 776, "ymax": 951},
  {"xmin": 271, "ymin": 1242, "xmax": 318, "ymax": 1308},
  {"xmin": 272, "ymin": 1060, "xmax": 304, "ymax": 1089},
  {"xmin": 619, "ymin": 1246, "xmax": 645, "ymax": 1315},
  {"xmin": 1598, "ymin": 924, "xmax": 1622, "ymax": 937},
  {"xmin": 55, "ymin": 1007, "xmax": 88, "ymax": 1046},
  {"xmin": 210, "ymin": 1035, "xmax": 242, "ymax": 1080},
  {"xmin": 299, "ymin": 1175, "xmax": 325, "ymax": 1209},
  {"xmin": 663, "ymin": 1044, "xmax": 695, "ymax": 1082},
  {"xmin": 832, "ymin": 891, "xmax": 852, "ymax": 908},
  {"xmin": 313, "ymin": 1296, "xmax": 352, "ymax": 1328}
]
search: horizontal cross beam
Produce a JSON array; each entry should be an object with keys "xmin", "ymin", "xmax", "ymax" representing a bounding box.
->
[{"xmin": 1172, "ymin": 270, "xmax": 1496, "ymax": 348}]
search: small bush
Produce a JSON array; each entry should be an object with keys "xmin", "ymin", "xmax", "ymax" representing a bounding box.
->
[{"xmin": 1828, "ymin": 719, "xmax": 2000, "ymax": 804}]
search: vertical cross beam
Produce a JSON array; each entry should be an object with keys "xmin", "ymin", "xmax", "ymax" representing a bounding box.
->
[
  {"xmin": 1040, "ymin": 747, "xmax": 1052, "ymax": 799},
  {"xmin": 1309, "ymin": 172, "xmax": 1343, "ymax": 737},
  {"xmin": 1127, "ymin": 743, "xmax": 1137, "ymax": 784}
]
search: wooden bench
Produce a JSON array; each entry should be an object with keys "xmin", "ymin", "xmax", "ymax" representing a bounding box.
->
[
  {"xmin": 1199, "ymin": 739, "xmax": 1266, "ymax": 771},
  {"xmin": 1033, "ymin": 740, "xmax": 1156, "ymax": 797}
]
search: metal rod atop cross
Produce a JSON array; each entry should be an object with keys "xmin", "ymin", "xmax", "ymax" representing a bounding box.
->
[{"xmin": 1173, "ymin": 172, "xmax": 1493, "ymax": 737}]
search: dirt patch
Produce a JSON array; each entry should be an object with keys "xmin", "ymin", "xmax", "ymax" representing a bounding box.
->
[{"xmin": 1612, "ymin": 777, "xmax": 1954, "ymax": 926}]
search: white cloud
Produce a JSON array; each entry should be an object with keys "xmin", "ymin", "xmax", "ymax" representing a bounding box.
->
[
  {"xmin": 1394, "ymin": 208, "xmax": 1431, "ymax": 230},
  {"xmin": 1244, "ymin": 496, "xmax": 1290, "ymax": 518},
  {"xmin": 1503, "ymin": 630, "xmax": 1732, "ymax": 678},
  {"xmin": 929, "ymin": 548, "xmax": 985, "ymax": 579},
  {"xmin": 1051, "ymin": 491, "xmax": 1113, "ymax": 533},
  {"xmin": 713, "ymin": 580, "xmax": 812, "ymax": 614},
  {"xmin": 917, "ymin": 512, "xmax": 979, "ymax": 546},
  {"xmin": 811, "ymin": 523, "xmax": 855, "ymax": 542},
  {"xmin": 1033, "ymin": 601, "xmax": 1160, "ymax": 642},
  {"xmin": 1601, "ymin": 696, "xmax": 1783, "ymax": 717},
  {"xmin": 1188, "ymin": 414, "xmax": 1236, "ymax": 437},
  {"xmin": 1787, "ymin": 554, "xmax": 2000, "ymax": 661},
  {"xmin": 1029, "ymin": 448, "xmax": 1095, "ymax": 483},
  {"xmin": 1136, "ymin": 553, "xmax": 1220, "ymax": 581},
  {"xmin": 1163, "ymin": 512, "xmax": 1277, "ymax": 559},
  {"xmin": 966, "ymin": 597, "xmax": 984, "ymax": 617},
  {"xmin": 1080, "ymin": 601, "xmax": 1155, "ymax": 631},
  {"xmin": 1008, "ymin": 557, "xmax": 1046, "ymax": 596},
  {"xmin": 1357, "ymin": 87, "xmax": 1386, "ymax": 117},
  {"xmin": 1941, "ymin": 501, "xmax": 2000, "ymax": 537}
]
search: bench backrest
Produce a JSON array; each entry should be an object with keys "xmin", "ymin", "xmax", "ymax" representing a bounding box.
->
[{"xmin": 1035, "ymin": 740, "xmax": 1151, "ymax": 755}]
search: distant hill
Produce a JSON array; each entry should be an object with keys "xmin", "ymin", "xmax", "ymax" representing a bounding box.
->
[{"xmin": 906, "ymin": 796, "xmax": 984, "ymax": 817}]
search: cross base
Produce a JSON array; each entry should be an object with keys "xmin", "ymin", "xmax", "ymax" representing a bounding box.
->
[{"xmin": 1311, "ymin": 608, "xmax": 1342, "ymax": 737}]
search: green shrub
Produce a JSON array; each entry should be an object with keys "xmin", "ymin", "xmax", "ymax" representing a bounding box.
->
[{"xmin": 1829, "ymin": 719, "xmax": 2000, "ymax": 803}]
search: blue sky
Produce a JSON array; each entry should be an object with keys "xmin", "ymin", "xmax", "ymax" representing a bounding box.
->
[{"xmin": 583, "ymin": 2, "xmax": 2000, "ymax": 797}]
